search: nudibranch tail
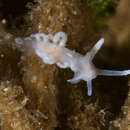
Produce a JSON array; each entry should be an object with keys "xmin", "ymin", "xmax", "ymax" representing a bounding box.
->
[{"xmin": 98, "ymin": 69, "xmax": 130, "ymax": 76}]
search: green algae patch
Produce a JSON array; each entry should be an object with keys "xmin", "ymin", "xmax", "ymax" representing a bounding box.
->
[{"xmin": 87, "ymin": 0, "xmax": 119, "ymax": 28}]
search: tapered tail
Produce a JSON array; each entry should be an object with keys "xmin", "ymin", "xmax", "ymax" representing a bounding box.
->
[{"xmin": 97, "ymin": 69, "xmax": 130, "ymax": 76}]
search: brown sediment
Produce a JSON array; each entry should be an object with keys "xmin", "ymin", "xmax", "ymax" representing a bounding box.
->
[{"xmin": 0, "ymin": 81, "xmax": 35, "ymax": 130}]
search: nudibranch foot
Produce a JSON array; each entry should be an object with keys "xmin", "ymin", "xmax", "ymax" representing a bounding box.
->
[
  {"xmin": 87, "ymin": 80, "xmax": 92, "ymax": 96},
  {"xmin": 67, "ymin": 72, "xmax": 81, "ymax": 84}
]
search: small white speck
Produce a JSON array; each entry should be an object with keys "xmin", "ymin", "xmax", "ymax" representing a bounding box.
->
[
  {"xmin": 44, "ymin": 86, "xmax": 47, "ymax": 88},
  {"xmin": 21, "ymin": 96, "xmax": 29, "ymax": 106},
  {"xmin": 3, "ymin": 88, "xmax": 8, "ymax": 92},
  {"xmin": 72, "ymin": 10, "xmax": 77, "ymax": 15},
  {"xmin": 0, "ymin": 54, "xmax": 4, "ymax": 58},
  {"xmin": 1, "ymin": 19, "xmax": 7, "ymax": 24},
  {"xmin": 31, "ymin": 75, "xmax": 37, "ymax": 83}
]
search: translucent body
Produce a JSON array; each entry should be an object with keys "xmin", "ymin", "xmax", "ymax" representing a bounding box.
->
[{"xmin": 15, "ymin": 32, "xmax": 130, "ymax": 96}]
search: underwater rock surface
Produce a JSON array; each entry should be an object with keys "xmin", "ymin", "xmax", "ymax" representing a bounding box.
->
[{"xmin": 0, "ymin": 0, "xmax": 129, "ymax": 130}]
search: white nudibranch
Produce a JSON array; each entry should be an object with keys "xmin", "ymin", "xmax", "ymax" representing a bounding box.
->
[{"xmin": 15, "ymin": 31, "xmax": 130, "ymax": 96}]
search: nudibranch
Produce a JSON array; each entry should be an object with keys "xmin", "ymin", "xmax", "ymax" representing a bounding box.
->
[{"xmin": 15, "ymin": 32, "xmax": 130, "ymax": 96}]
